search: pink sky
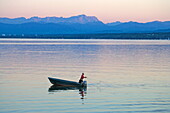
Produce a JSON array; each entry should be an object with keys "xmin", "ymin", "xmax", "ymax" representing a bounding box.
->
[{"xmin": 0, "ymin": 0, "xmax": 170, "ymax": 23}]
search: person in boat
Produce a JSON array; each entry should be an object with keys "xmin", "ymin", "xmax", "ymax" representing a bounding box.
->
[{"xmin": 79, "ymin": 73, "xmax": 87, "ymax": 84}]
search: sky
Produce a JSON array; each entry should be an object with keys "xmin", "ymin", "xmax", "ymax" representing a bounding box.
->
[{"xmin": 0, "ymin": 0, "xmax": 170, "ymax": 23}]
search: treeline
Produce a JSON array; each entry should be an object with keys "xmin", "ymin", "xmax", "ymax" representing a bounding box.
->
[{"xmin": 1, "ymin": 33, "xmax": 170, "ymax": 40}]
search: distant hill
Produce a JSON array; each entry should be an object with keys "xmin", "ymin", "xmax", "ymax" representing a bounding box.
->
[
  {"xmin": 0, "ymin": 15, "xmax": 170, "ymax": 34},
  {"xmin": 105, "ymin": 21, "xmax": 170, "ymax": 33},
  {"xmin": 106, "ymin": 21, "xmax": 122, "ymax": 26}
]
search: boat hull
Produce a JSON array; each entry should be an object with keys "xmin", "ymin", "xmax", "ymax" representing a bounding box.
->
[{"xmin": 48, "ymin": 77, "xmax": 87, "ymax": 87}]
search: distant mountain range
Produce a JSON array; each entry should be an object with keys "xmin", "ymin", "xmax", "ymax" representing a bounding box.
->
[
  {"xmin": 0, "ymin": 14, "xmax": 170, "ymax": 34},
  {"xmin": 0, "ymin": 14, "xmax": 101, "ymax": 24}
]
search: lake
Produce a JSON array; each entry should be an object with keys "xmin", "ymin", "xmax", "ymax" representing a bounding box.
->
[{"xmin": 0, "ymin": 39, "xmax": 170, "ymax": 112}]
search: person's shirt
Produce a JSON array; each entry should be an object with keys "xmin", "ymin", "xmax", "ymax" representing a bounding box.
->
[{"xmin": 80, "ymin": 74, "xmax": 85, "ymax": 80}]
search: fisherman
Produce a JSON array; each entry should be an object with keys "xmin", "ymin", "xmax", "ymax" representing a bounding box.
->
[{"xmin": 79, "ymin": 73, "xmax": 87, "ymax": 84}]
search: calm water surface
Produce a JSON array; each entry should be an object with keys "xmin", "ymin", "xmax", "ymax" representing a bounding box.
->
[{"xmin": 0, "ymin": 39, "xmax": 170, "ymax": 112}]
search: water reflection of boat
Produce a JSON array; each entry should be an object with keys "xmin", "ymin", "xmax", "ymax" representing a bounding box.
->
[
  {"xmin": 48, "ymin": 77, "xmax": 87, "ymax": 87},
  {"xmin": 48, "ymin": 85, "xmax": 87, "ymax": 102},
  {"xmin": 48, "ymin": 85, "xmax": 87, "ymax": 92}
]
